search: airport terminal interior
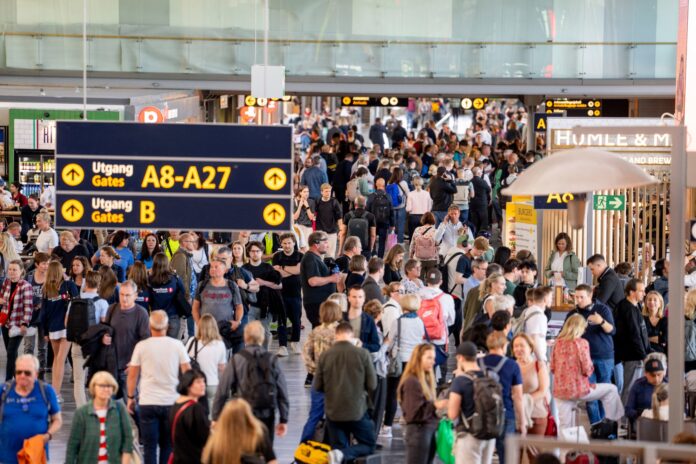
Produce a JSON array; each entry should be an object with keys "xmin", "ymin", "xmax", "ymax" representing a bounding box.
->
[{"xmin": 0, "ymin": 1, "xmax": 694, "ymax": 463}]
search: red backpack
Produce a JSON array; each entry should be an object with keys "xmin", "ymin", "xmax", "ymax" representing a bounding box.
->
[{"xmin": 418, "ymin": 293, "xmax": 445, "ymax": 340}]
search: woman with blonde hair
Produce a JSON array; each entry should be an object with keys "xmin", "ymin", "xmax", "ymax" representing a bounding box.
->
[
  {"xmin": 477, "ymin": 273, "xmax": 506, "ymax": 322},
  {"xmin": 0, "ymin": 231, "xmax": 20, "ymax": 275},
  {"xmin": 327, "ymin": 292, "xmax": 348, "ymax": 313},
  {"xmin": 382, "ymin": 293, "xmax": 426, "ymax": 438},
  {"xmin": 643, "ymin": 290, "xmax": 667, "ymax": 353},
  {"xmin": 41, "ymin": 260, "xmax": 79, "ymax": 399},
  {"xmin": 300, "ymin": 300, "xmax": 343, "ymax": 441},
  {"xmin": 641, "ymin": 383, "xmax": 669, "ymax": 420},
  {"xmin": 65, "ymin": 371, "xmax": 133, "ymax": 464},
  {"xmin": 202, "ymin": 399, "xmax": 276, "ymax": 464},
  {"xmin": 231, "ymin": 241, "xmax": 248, "ymax": 267},
  {"xmin": 186, "ymin": 313, "xmax": 227, "ymax": 407},
  {"xmin": 398, "ymin": 343, "xmax": 447, "ymax": 464},
  {"xmin": 685, "ymin": 289, "xmax": 696, "ymax": 372},
  {"xmin": 551, "ymin": 314, "xmax": 624, "ymax": 431}
]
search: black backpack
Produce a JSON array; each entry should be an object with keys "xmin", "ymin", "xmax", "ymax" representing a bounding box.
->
[
  {"xmin": 439, "ymin": 252, "xmax": 464, "ymax": 294},
  {"xmin": 347, "ymin": 212, "xmax": 370, "ymax": 251},
  {"xmin": 236, "ymin": 350, "xmax": 277, "ymax": 412},
  {"xmin": 459, "ymin": 359, "xmax": 506, "ymax": 440},
  {"xmin": 66, "ymin": 296, "xmax": 99, "ymax": 343},
  {"xmin": 371, "ymin": 192, "xmax": 392, "ymax": 225}
]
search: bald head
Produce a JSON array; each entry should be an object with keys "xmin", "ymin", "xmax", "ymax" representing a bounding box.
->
[{"xmin": 375, "ymin": 178, "xmax": 385, "ymax": 190}]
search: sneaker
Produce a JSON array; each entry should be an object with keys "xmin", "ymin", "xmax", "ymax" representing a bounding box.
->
[
  {"xmin": 277, "ymin": 346, "xmax": 289, "ymax": 357},
  {"xmin": 378, "ymin": 425, "xmax": 392, "ymax": 438},
  {"xmin": 328, "ymin": 449, "xmax": 344, "ymax": 464},
  {"xmin": 304, "ymin": 373, "xmax": 313, "ymax": 388},
  {"xmin": 290, "ymin": 342, "xmax": 301, "ymax": 354}
]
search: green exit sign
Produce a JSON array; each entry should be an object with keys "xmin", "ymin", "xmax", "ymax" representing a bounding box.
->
[{"xmin": 594, "ymin": 194, "xmax": 625, "ymax": 211}]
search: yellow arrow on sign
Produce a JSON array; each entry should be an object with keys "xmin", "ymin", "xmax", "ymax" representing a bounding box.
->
[
  {"xmin": 61, "ymin": 199, "xmax": 84, "ymax": 222},
  {"xmin": 62, "ymin": 163, "xmax": 84, "ymax": 187},
  {"xmin": 264, "ymin": 168, "xmax": 287, "ymax": 191},
  {"xmin": 263, "ymin": 203, "xmax": 286, "ymax": 227}
]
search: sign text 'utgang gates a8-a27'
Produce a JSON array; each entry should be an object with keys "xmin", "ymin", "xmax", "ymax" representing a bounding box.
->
[{"xmin": 55, "ymin": 121, "xmax": 293, "ymax": 231}]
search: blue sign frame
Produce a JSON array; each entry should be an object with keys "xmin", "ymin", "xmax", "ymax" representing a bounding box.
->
[{"xmin": 55, "ymin": 121, "xmax": 293, "ymax": 231}]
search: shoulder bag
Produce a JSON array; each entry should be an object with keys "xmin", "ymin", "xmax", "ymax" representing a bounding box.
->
[{"xmin": 387, "ymin": 317, "xmax": 402, "ymax": 377}]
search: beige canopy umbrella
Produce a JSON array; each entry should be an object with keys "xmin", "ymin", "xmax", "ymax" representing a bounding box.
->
[{"xmin": 502, "ymin": 148, "xmax": 658, "ymax": 228}]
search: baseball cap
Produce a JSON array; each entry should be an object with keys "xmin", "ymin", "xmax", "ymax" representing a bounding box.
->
[
  {"xmin": 645, "ymin": 358, "xmax": 665, "ymax": 373},
  {"xmin": 456, "ymin": 341, "xmax": 478, "ymax": 358}
]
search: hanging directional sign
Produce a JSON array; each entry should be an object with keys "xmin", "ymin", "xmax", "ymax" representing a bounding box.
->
[
  {"xmin": 593, "ymin": 194, "xmax": 625, "ymax": 211},
  {"xmin": 534, "ymin": 193, "xmax": 575, "ymax": 210},
  {"xmin": 55, "ymin": 121, "xmax": 293, "ymax": 231}
]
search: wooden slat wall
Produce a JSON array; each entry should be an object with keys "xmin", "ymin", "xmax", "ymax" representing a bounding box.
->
[{"xmin": 540, "ymin": 177, "xmax": 670, "ymax": 285}]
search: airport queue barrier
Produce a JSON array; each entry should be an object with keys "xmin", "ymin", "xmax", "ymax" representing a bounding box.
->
[{"xmin": 505, "ymin": 434, "xmax": 696, "ymax": 464}]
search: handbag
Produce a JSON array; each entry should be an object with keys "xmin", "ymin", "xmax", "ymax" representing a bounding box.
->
[
  {"xmin": 387, "ymin": 317, "xmax": 402, "ymax": 378},
  {"xmin": 385, "ymin": 233, "xmax": 398, "ymax": 254},
  {"xmin": 168, "ymin": 400, "xmax": 195, "ymax": 464},
  {"xmin": 535, "ymin": 362, "xmax": 557, "ymax": 437},
  {"xmin": 435, "ymin": 418, "xmax": 455, "ymax": 464},
  {"xmin": 0, "ymin": 283, "xmax": 21, "ymax": 326}
]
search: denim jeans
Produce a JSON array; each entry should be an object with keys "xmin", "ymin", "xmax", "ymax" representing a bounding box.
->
[
  {"xmin": 282, "ymin": 295, "xmax": 302, "ymax": 343},
  {"xmin": 587, "ymin": 357, "xmax": 615, "ymax": 424},
  {"xmin": 327, "ymin": 412, "xmax": 376, "ymax": 462},
  {"xmin": 166, "ymin": 315, "xmax": 181, "ymax": 340},
  {"xmin": 23, "ymin": 328, "xmax": 47, "ymax": 369},
  {"xmin": 433, "ymin": 211, "xmax": 447, "ymax": 227},
  {"xmin": 459, "ymin": 208, "xmax": 469, "ymax": 224},
  {"xmin": 301, "ymin": 387, "xmax": 325, "ymax": 443},
  {"xmin": 495, "ymin": 416, "xmax": 516, "ymax": 464},
  {"xmin": 2, "ymin": 327, "xmax": 23, "ymax": 382},
  {"xmin": 248, "ymin": 306, "xmax": 271, "ymax": 350},
  {"xmin": 391, "ymin": 207, "xmax": 406, "ymax": 244},
  {"xmin": 404, "ymin": 422, "xmax": 437, "ymax": 464},
  {"xmin": 140, "ymin": 404, "xmax": 172, "ymax": 464},
  {"xmin": 376, "ymin": 225, "xmax": 389, "ymax": 258}
]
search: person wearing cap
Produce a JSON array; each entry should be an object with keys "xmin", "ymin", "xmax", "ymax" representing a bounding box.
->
[
  {"xmin": 428, "ymin": 165, "xmax": 458, "ymax": 226},
  {"xmin": 448, "ymin": 341, "xmax": 495, "ymax": 464},
  {"xmin": 624, "ymin": 353, "xmax": 667, "ymax": 425},
  {"xmin": 418, "ymin": 269, "xmax": 455, "ymax": 382}
]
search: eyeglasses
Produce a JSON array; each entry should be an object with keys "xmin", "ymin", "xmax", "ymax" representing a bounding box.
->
[{"xmin": 15, "ymin": 370, "xmax": 33, "ymax": 377}]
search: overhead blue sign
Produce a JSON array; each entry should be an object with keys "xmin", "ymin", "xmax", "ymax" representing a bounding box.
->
[
  {"xmin": 534, "ymin": 193, "xmax": 575, "ymax": 210},
  {"xmin": 55, "ymin": 121, "xmax": 293, "ymax": 231}
]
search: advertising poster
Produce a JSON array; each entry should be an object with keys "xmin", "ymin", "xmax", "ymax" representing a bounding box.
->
[{"xmin": 505, "ymin": 202, "xmax": 538, "ymax": 256}]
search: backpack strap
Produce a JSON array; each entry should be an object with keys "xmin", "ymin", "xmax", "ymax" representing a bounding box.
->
[
  {"xmin": 0, "ymin": 380, "xmax": 14, "ymax": 424},
  {"xmin": 492, "ymin": 356, "xmax": 507, "ymax": 374},
  {"xmin": 170, "ymin": 400, "xmax": 195, "ymax": 444}
]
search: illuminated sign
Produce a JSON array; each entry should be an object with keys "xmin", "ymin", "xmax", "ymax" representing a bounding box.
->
[
  {"xmin": 545, "ymin": 99, "xmax": 602, "ymax": 117},
  {"xmin": 55, "ymin": 121, "xmax": 292, "ymax": 231},
  {"xmin": 533, "ymin": 113, "xmax": 560, "ymax": 132},
  {"xmin": 244, "ymin": 95, "xmax": 292, "ymax": 107},
  {"xmin": 534, "ymin": 193, "xmax": 575, "ymax": 210},
  {"xmin": 340, "ymin": 96, "xmax": 408, "ymax": 107},
  {"xmin": 461, "ymin": 97, "xmax": 489, "ymax": 110},
  {"xmin": 137, "ymin": 106, "xmax": 165, "ymax": 124}
]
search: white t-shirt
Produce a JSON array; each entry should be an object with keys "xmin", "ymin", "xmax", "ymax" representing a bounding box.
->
[
  {"xmin": 130, "ymin": 337, "xmax": 190, "ymax": 405},
  {"xmin": 186, "ymin": 338, "xmax": 227, "ymax": 387},
  {"xmin": 523, "ymin": 305, "xmax": 548, "ymax": 362},
  {"xmin": 382, "ymin": 299, "xmax": 402, "ymax": 340},
  {"xmin": 35, "ymin": 228, "xmax": 58, "ymax": 253}
]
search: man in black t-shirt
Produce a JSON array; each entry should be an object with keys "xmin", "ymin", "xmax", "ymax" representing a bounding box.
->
[
  {"xmin": 447, "ymin": 342, "xmax": 495, "ymax": 463},
  {"xmin": 335, "ymin": 236, "xmax": 362, "ymax": 273},
  {"xmin": 313, "ymin": 184, "xmax": 343, "ymax": 259},
  {"xmin": 301, "ymin": 231, "xmax": 340, "ymax": 328},
  {"xmin": 272, "ymin": 233, "xmax": 304, "ymax": 355},
  {"xmin": 243, "ymin": 242, "xmax": 282, "ymax": 352}
]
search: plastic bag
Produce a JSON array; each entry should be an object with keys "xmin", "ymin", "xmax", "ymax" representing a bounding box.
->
[
  {"xmin": 385, "ymin": 233, "xmax": 398, "ymax": 253},
  {"xmin": 436, "ymin": 418, "xmax": 455, "ymax": 464}
]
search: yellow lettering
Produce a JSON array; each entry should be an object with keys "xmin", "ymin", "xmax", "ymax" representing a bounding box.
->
[
  {"xmin": 160, "ymin": 166, "xmax": 175, "ymax": 189},
  {"xmin": 217, "ymin": 166, "xmax": 231, "ymax": 189},
  {"xmin": 201, "ymin": 166, "xmax": 216, "ymax": 190},
  {"xmin": 91, "ymin": 211, "xmax": 124, "ymax": 223},
  {"xmin": 536, "ymin": 118, "xmax": 546, "ymax": 130},
  {"xmin": 140, "ymin": 201, "xmax": 156, "ymax": 224},
  {"xmin": 561, "ymin": 193, "xmax": 575, "ymax": 202},
  {"xmin": 141, "ymin": 166, "xmax": 161, "ymax": 188},
  {"xmin": 182, "ymin": 167, "xmax": 202, "ymax": 189},
  {"xmin": 547, "ymin": 193, "xmax": 562, "ymax": 203}
]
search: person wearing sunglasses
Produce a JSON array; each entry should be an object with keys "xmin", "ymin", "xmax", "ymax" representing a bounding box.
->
[
  {"xmin": 0, "ymin": 354, "xmax": 62, "ymax": 464},
  {"xmin": 65, "ymin": 371, "xmax": 133, "ymax": 464}
]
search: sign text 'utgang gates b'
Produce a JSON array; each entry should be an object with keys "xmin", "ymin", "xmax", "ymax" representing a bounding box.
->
[{"xmin": 55, "ymin": 121, "xmax": 293, "ymax": 231}]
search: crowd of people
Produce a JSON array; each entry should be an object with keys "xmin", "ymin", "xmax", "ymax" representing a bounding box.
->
[{"xmin": 0, "ymin": 103, "xmax": 692, "ymax": 464}]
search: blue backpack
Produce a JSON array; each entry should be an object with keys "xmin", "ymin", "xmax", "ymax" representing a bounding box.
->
[{"xmin": 386, "ymin": 183, "xmax": 403, "ymax": 207}]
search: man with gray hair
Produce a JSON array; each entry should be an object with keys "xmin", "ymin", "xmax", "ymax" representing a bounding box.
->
[
  {"xmin": 128, "ymin": 310, "xmax": 190, "ymax": 464},
  {"xmin": 102, "ymin": 280, "xmax": 150, "ymax": 398}
]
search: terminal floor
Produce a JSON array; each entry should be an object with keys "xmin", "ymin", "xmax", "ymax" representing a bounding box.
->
[{"xmin": 0, "ymin": 329, "xmax": 411, "ymax": 463}]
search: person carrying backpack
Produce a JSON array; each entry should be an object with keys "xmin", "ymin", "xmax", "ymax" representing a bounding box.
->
[
  {"xmin": 211, "ymin": 321, "xmax": 289, "ymax": 445},
  {"xmin": 386, "ymin": 167, "xmax": 410, "ymax": 245},
  {"xmin": 65, "ymin": 270, "xmax": 109, "ymax": 407},
  {"xmin": 339, "ymin": 195, "xmax": 376, "ymax": 259},
  {"xmin": 447, "ymin": 341, "xmax": 502, "ymax": 464},
  {"xmin": 418, "ymin": 269, "xmax": 455, "ymax": 382},
  {"xmin": 366, "ymin": 178, "xmax": 394, "ymax": 258}
]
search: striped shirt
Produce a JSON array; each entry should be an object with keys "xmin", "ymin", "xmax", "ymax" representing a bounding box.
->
[{"xmin": 95, "ymin": 408, "xmax": 108, "ymax": 462}]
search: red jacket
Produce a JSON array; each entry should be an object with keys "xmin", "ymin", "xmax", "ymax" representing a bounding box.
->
[{"xmin": 550, "ymin": 337, "xmax": 594, "ymax": 400}]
